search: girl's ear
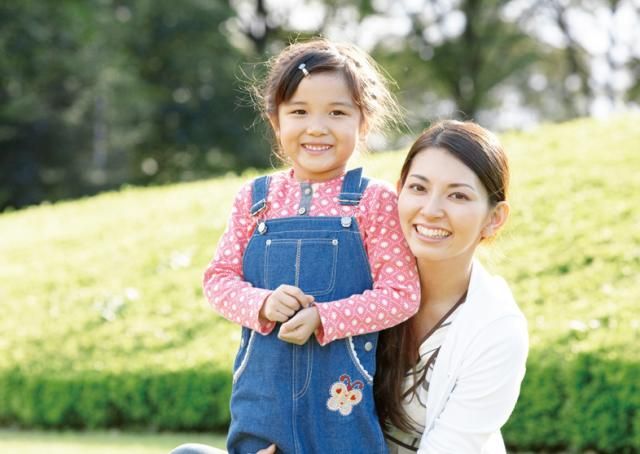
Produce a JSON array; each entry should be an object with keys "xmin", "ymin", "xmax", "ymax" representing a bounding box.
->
[
  {"xmin": 268, "ymin": 114, "xmax": 279, "ymax": 136},
  {"xmin": 359, "ymin": 117, "xmax": 370, "ymax": 138},
  {"xmin": 481, "ymin": 201, "xmax": 510, "ymax": 239}
]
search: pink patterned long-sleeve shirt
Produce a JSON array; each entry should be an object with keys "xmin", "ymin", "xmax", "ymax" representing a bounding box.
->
[{"xmin": 203, "ymin": 168, "xmax": 420, "ymax": 345}]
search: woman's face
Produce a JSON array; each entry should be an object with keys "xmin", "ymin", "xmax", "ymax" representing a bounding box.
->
[{"xmin": 397, "ymin": 147, "xmax": 505, "ymax": 266}]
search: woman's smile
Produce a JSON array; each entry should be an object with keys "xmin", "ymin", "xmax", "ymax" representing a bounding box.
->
[{"xmin": 414, "ymin": 224, "xmax": 452, "ymax": 240}]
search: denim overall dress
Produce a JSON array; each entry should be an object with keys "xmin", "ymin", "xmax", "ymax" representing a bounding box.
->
[{"xmin": 227, "ymin": 168, "xmax": 388, "ymax": 454}]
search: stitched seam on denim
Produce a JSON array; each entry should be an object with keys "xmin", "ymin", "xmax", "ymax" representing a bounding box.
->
[
  {"xmin": 347, "ymin": 336, "xmax": 373, "ymax": 383},
  {"xmin": 304, "ymin": 239, "xmax": 338, "ymax": 296},
  {"xmin": 294, "ymin": 240, "xmax": 301, "ymax": 287},
  {"xmin": 263, "ymin": 239, "xmax": 270, "ymax": 289},
  {"xmin": 232, "ymin": 330, "xmax": 255, "ymax": 383},
  {"xmin": 294, "ymin": 342, "xmax": 313, "ymax": 399},
  {"xmin": 292, "ymin": 344, "xmax": 300, "ymax": 453}
]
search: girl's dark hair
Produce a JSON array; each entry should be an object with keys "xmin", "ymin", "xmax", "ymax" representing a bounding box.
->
[
  {"xmin": 252, "ymin": 38, "xmax": 402, "ymax": 156},
  {"xmin": 374, "ymin": 120, "xmax": 510, "ymax": 433}
]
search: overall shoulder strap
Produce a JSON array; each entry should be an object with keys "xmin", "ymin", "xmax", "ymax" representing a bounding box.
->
[
  {"xmin": 249, "ymin": 175, "xmax": 271, "ymax": 216},
  {"xmin": 338, "ymin": 167, "xmax": 370, "ymax": 206}
]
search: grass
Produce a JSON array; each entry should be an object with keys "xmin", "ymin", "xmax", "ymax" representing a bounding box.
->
[
  {"xmin": 0, "ymin": 429, "xmax": 225, "ymax": 454},
  {"xmin": 1, "ymin": 114, "xmax": 638, "ymax": 375},
  {"xmin": 1, "ymin": 114, "xmax": 639, "ymax": 449}
]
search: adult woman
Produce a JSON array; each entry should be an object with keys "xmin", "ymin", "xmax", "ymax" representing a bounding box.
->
[{"xmin": 375, "ymin": 120, "xmax": 528, "ymax": 453}]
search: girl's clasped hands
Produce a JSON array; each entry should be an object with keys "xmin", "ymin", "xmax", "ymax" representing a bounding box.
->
[{"xmin": 259, "ymin": 284, "xmax": 319, "ymax": 345}]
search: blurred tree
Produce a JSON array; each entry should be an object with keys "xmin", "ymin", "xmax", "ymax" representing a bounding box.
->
[
  {"xmin": 370, "ymin": 0, "xmax": 541, "ymax": 128},
  {"xmin": 511, "ymin": 0, "xmax": 640, "ymax": 118},
  {"xmin": 0, "ymin": 2, "xmax": 97, "ymax": 208},
  {"xmin": 117, "ymin": 0, "xmax": 271, "ymax": 186},
  {"xmin": 0, "ymin": 0, "xmax": 269, "ymax": 210}
]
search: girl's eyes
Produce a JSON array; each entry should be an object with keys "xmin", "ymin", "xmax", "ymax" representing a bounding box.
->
[{"xmin": 287, "ymin": 109, "xmax": 348, "ymax": 116}]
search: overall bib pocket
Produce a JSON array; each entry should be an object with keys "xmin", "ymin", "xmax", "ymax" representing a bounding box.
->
[{"xmin": 265, "ymin": 238, "xmax": 339, "ymax": 296}]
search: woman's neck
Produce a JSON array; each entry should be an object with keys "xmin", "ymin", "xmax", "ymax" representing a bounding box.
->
[{"xmin": 417, "ymin": 257, "xmax": 473, "ymax": 307}]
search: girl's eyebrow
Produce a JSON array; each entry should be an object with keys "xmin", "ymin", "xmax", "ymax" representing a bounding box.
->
[
  {"xmin": 329, "ymin": 101, "xmax": 356, "ymax": 108},
  {"xmin": 285, "ymin": 100, "xmax": 356, "ymax": 108},
  {"xmin": 408, "ymin": 174, "xmax": 477, "ymax": 192}
]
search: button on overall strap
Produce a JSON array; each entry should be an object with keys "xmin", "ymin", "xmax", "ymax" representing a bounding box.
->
[
  {"xmin": 249, "ymin": 175, "xmax": 271, "ymax": 216},
  {"xmin": 338, "ymin": 167, "xmax": 369, "ymax": 206}
]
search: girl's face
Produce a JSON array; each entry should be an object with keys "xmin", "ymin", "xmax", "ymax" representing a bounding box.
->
[
  {"xmin": 397, "ymin": 147, "xmax": 508, "ymax": 267},
  {"xmin": 272, "ymin": 71, "xmax": 365, "ymax": 182}
]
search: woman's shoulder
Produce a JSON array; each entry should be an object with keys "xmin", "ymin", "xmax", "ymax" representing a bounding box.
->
[{"xmin": 465, "ymin": 260, "xmax": 527, "ymax": 325}]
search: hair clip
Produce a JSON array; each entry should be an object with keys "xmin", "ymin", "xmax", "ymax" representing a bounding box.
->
[{"xmin": 298, "ymin": 63, "xmax": 309, "ymax": 77}]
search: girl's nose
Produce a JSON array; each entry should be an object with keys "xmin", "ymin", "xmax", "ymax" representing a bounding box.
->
[{"xmin": 306, "ymin": 118, "xmax": 328, "ymax": 135}]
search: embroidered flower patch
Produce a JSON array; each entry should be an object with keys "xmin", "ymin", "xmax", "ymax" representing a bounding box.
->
[{"xmin": 327, "ymin": 374, "xmax": 364, "ymax": 416}]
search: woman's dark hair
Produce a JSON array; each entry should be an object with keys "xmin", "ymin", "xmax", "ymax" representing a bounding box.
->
[
  {"xmin": 374, "ymin": 120, "xmax": 510, "ymax": 433},
  {"xmin": 252, "ymin": 38, "xmax": 402, "ymax": 158},
  {"xmin": 399, "ymin": 120, "xmax": 509, "ymax": 205}
]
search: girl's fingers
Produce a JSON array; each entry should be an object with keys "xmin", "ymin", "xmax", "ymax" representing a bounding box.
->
[
  {"xmin": 279, "ymin": 285, "xmax": 314, "ymax": 308},
  {"xmin": 278, "ymin": 293, "xmax": 302, "ymax": 312}
]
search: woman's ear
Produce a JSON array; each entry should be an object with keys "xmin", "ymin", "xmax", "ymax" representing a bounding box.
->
[{"xmin": 481, "ymin": 201, "xmax": 510, "ymax": 239}]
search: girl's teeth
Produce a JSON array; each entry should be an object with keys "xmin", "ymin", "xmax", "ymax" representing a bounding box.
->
[
  {"xmin": 416, "ymin": 226, "xmax": 450, "ymax": 238},
  {"xmin": 304, "ymin": 144, "xmax": 331, "ymax": 151}
]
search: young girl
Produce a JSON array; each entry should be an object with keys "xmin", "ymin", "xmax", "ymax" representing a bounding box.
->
[
  {"xmin": 375, "ymin": 121, "xmax": 528, "ymax": 453},
  {"xmin": 204, "ymin": 40, "xmax": 420, "ymax": 453}
]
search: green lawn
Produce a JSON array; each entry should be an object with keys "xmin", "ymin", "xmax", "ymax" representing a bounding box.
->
[{"xmin": 0, "ymin": 430, "xmax": 225, "ymax": 454}]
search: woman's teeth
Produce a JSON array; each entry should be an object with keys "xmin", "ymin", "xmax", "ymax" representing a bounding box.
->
[{"xmin": 415, "ymin": 226, "xmax": 451, "ymax": 238}]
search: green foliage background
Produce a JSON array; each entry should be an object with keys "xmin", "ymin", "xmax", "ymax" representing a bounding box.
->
[{"xmin": 1, "ymin": 115, "xmax": 639, "ymax": 451}]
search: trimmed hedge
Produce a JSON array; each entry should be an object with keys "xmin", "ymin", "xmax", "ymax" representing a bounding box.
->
[
  {"xmin": 2, "ymin": 351, "xmax": 639, "ymax": 451},
  {"xmin": 504, "ymin": 351, "xmax": 640, "ymax": 453},
  {"xmin": 0, "ymin": 367, "xmax": 231, "ymax": 431}
]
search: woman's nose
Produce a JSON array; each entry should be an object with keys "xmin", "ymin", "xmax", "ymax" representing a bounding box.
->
[{"xmin": 420, "ymin": 195, "xmax": 445, "ymax": 218}]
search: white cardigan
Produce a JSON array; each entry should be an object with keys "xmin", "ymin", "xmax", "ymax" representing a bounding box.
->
[{"xmin": 418, "ymin": 260, "xmax": 529, "ymax": 454}]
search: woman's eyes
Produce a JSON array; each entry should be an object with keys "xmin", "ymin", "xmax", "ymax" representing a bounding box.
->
[
  {"xmin": 329, "ymin": 110, "xmax": 346, "ymax": 116},
  {"xmin": 407, "ymin": 184, "xmax": 470, "ymax": 200},
  {"xmin": 290, "ymin": 109, "xmax": 306, "ymax": 115},
  {"xmin": 450, "ymin": 192, "xmax": 470, "ymax": 201},
  {"xmin": 408, "ymin": 183, "xmax": 426, "ymax": 192}
]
